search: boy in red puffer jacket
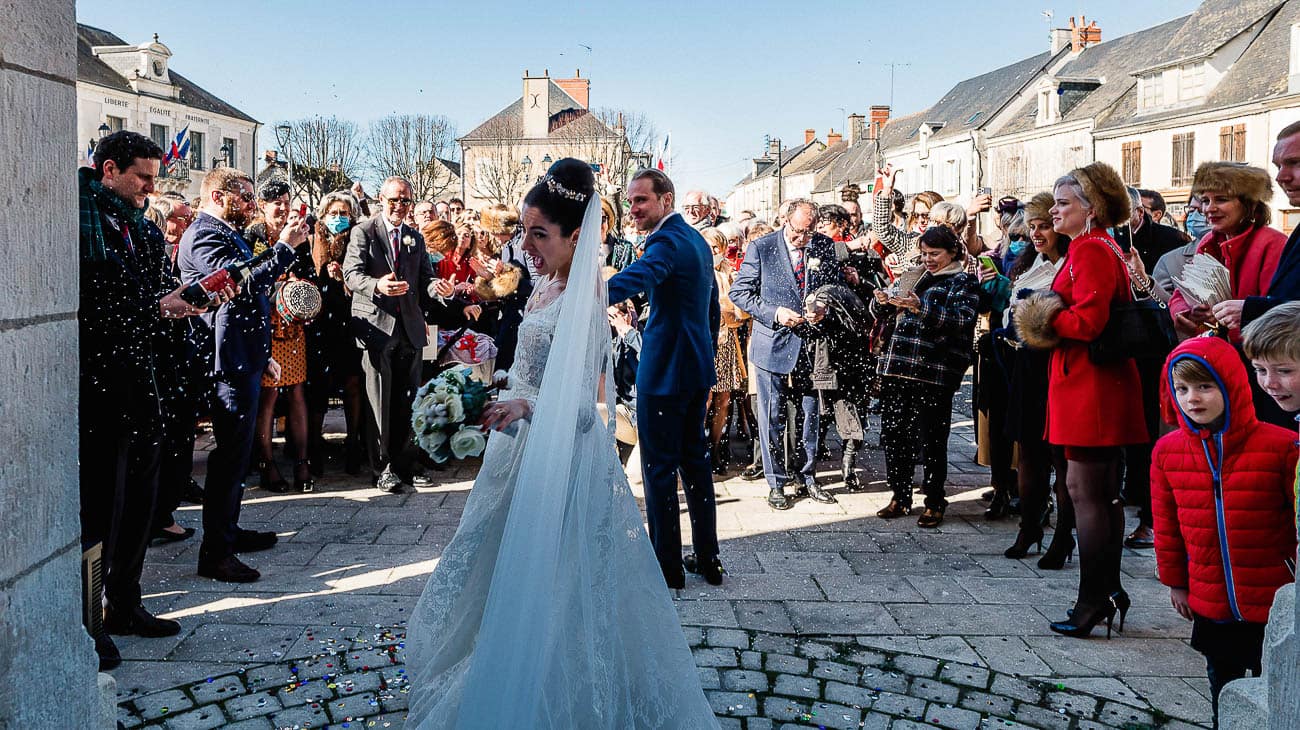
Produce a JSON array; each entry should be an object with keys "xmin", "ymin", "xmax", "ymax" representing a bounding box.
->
[{"xmin": 1151, "ymin": 336, "xmax": 1297, "ymax": 726}]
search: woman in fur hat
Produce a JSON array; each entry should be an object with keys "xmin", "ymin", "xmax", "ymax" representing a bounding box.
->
[
  {"xmin": 1014, "ymin": 162, "xmax": 1147, "ymax": 638},
  {"xmin": 1171, "ymin": 162, "xmax": 1287, "ymax": 342},
  {"xmin": 472, "ymin": 204, "xmax": 530, "ymax": 371},
  {"xmin": 1171, "ymin": 162, "xmax": 1291, "ymax": 430}
]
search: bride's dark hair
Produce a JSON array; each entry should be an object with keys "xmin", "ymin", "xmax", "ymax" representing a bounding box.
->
[{"xmin": 523, "ymin": 158, "xmax": 596, "ymax": 236}]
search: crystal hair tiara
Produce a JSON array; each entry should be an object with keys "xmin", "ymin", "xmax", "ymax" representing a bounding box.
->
[{"xmin": 542, "ymin": 174, "xmax": 588, "ymax": 202}]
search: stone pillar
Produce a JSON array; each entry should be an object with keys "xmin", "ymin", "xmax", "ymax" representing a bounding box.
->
[
  {"xmin": 1219, "ymin": 583, "xmax": 1299, "ymax": 729},
  {"xmin": 0, "ymin": 1, "xmax": 107, "ymax": 727}
]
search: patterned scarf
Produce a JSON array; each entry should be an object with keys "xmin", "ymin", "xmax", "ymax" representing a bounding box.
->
[{"xmin": 78, "ymin": 166, "xmax": 148, "ymax": 262}]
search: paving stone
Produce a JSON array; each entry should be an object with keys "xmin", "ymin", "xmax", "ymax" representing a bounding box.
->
[
  {"xmin": 693, "ymin": 647, "xmax": 739, "ymax": 667},
  {"xmin": 707, "ymin": 690, "xmax": 758, "ymax": 717},
  {"xmin": 1125, "ymin": 675, "xmax": 1213, "ymax": 723},
  {"xmin": 773, "ymin": 673, "xmax": 821, "ymax": 699},
  {"xmin": 812, "ymin": 660, "xmax": 859, "ymax": 683},
  {"xmin": 275, "ymin": 678, "xmax": 333, "ymax": 708},
  {"xmin": 856, "ymin": 636, "xmax": 982, "ymax": 666},
  {"xmin": 722, "ymin": 669, "xmax": 769, "ymax": 693},
  {"xmin": 134, "ymin": 689, "xmax": 193, "ymax": 721},
  {"xmin": 751, "ymin": 634, "xmax": 798, "ymax": 654},
  {"xmin": 804, "ymin": 701, "xmax": 861, "ymax": 730},
  {"xmin": 797, "ymin": 641, "xmax": 841, "ymax": 660},
  {"xmin": 708, "ymin": 628, "xmax": 751, "ymax": 649},
  {"xmin": 787, "ymin": 601, "xmax": 902, "ymax": 634},
  {"xmin": 919, "ymin": 703, "xmax": 982, "ymax": 730},
  {"xmin": 1097, "ymin": 699, "xmax": 1155, "ymax": 727},
  {"xmin": 765, "ymin": 653, "xmax": 810, "ymax": 675},
  {"xmin": 740, "ymin": 650, "xmax": 763, "ymax": 670},
  {"xmin": 221, "ymin": 691, "xmax": 281, "ymax": 721},
  {"xmin": 744, "ymin": 719, "xmax": 774, "ymax": 730},
  {"xmin": 939, "ymin": 662, "xmax": 990, "ymax": 689},
  {"xmin": 823, "ymin": 681, "xmax": 878, "ymax": 709},
  {"xmin": 908, "ymin": 677, "xmax": 960, "ymax": 704},
  {"xmin": 684, "ymin": 626, "xmax": 706, "ymax": 646},
  {"xmin": 957, "ymin": 689, "xmax": 1015, "ymax": 717},
  {"xmin": 268, "ymin": 703, "xmax": 329, "ymax": 729},
  {"xmin": 716, "ymin": 718, "xmax": 743, "ymax": 730},
  {"xmin": 762, "ymin": 696, "xmax": 810, "ymax": 723},
  {"xmin": 857, "ymin": 712, "xmax": 891, "ymax": 730},
  {"xmin": 871, "ymin": 691, "xmax": 926, "ymax": 719},
  {"xmin": 845, "ymin": 649, "xmax": 888, "ymax": 667},
  {"xmin": 162, "ymin": 705, "xmax": 228, "ymax": 730},
  {"xmin": 891, "ymin": 654, "xmax": 940, "ymax": 678},
  {"xmin": 1009, "ymin": 702, "xmax": 1072, "ymax": 730},
  {"xmin": 990, "ymin": 674, "xmax": 1043, "ymax": 704},
  {"xmin": 734, "ymin": 600, "xmax": 795, "ymax": 632},
  {"xmin": 326, "ymin": 690, "xmax": 379, "ymax": 723},
  {"xmin": 1045, "ymin": 690, "xmax": 1098, "ymax": 717},
  {"xmin": 698, "ymin": 667, "xmax": 721, "ymax": 690},
  {"xmin": 187, "ymin": 674, "xmax": 246, "ymax": 706},
  {"xmin": 217, "ymin": 719, "xmax": 274, "ymax": 730},
  {"xmin": 858, "ymin": 670, "xmax": 910, "ymax": 694},
  {"xmin": 332, "ymin": 669, "xmax": 383, "ymax": 695},
  {"xmin": 966, "ymin": 636, "xmax": 1054, "ymax": 676}
]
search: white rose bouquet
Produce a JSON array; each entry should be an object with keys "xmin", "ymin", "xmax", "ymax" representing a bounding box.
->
[{"xmin": 410, "ymin": 367, "xmax": 492, "ymax": 462}]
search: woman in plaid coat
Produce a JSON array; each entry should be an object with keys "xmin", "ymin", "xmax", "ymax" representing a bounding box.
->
[{"xmin": 871, "ymin": 226, "xmax": 981, "ymax": 527}]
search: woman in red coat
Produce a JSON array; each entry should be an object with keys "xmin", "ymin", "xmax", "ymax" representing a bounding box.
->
[{"xmin": 1016, "ymin": 162, "xmax": 1148, "ymax": 638}]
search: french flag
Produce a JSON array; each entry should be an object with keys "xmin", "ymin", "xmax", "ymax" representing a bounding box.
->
[
  {"xmin": 166, "ymin": 124, "xmax": 190, "ymax": 164},
  {"xmin": 655, "ymin": 133, "xmax": 670, "ymax": 172},
  {"xmin": 85, "ymin": 139, "xmax": 96, "ymax": 167}
]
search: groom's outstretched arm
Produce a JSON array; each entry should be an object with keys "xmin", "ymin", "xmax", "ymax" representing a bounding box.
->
[{"xmin": 607, "ymin": 234, "xmax": 676, "ymax": 304}]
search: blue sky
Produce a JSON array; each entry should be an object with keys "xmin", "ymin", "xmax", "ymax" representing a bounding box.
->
[{"xmin": 78, "ymin": 0, "xmax": 1201, "ymax": 195}]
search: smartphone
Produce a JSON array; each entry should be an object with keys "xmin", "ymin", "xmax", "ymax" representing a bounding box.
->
[
  {"xmin": 978, "ymin": 187, "xmax": 992, "ymax": 197},
  {"xmin": 298, "ymin": 203, "xmax": 308, "ymax": 218},
  {"xmin": 978, "ymin": 254, "xmax": 997, "ymax": 271}
]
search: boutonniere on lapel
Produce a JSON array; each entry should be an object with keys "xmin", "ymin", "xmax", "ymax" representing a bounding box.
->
[
  {"xmin": 807, "ymin": 257, "xmax": 822, "ymax": 271},
  {"xmin": 402, "ymin": 234, "xmax": 416, "ymax": 252}
]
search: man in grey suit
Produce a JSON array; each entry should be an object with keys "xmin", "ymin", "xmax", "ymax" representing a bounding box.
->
[{"xmin": 344, "ymin": 176, "xmax": 464, "ymax": 492}]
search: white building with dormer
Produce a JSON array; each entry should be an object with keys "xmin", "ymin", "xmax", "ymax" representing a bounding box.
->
[{"xmin": 75, "ymin": 23, "xmax": 259, "ymax": 200}]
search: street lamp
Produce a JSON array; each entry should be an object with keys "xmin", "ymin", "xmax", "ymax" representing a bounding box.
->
[
  {"xmin": 213, "ymin": 141, "xmax": 233, "ymax": 171},
  {"xmin": 541, "ymin": 154, "xmax": 553, "ymax": 165},
  {"xmin": 521, "ymin": 155, "xmax": 532, "ymax": 167},
  {"xmin": 274, "ymin": 123, "xmax": 294, "ymax": 199},
  {"xmin": 88, "ymin": 122, "xmax": 110, "ymax": 159}
]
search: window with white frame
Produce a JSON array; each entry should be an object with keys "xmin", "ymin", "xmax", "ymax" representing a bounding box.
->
[
  {"xmin": 1140, "ymin": 75, "xmax": 1163, "ymax": 110},
  {"xmin": 943, "ymin": 159, "xmax": 961, "ymax": 196},
  {"xmin": 1179, "ymin": 64, "xmax": 1205, "ymax": 102},
  {"xmin": 1291, "ymin": 24, "xmax": 1300, "ymax": 76}
]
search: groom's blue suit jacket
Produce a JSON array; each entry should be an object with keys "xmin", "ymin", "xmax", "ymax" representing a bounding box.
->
[{"xmin": 607, "ymin": 213, "xmax": 720, "ymax": 396}]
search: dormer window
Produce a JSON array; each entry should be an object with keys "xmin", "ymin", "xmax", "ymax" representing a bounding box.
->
[
  {"xmin": 1139, "ymin": 74, "xmax": 1164, "ymax": 110},
  {"xmin": 1036, "ymin": 79, "xmax": 1062, "ymax": 127},
  {"xmin": 1179, "ymin": 63, "xmax": 1205, "ymax": 102},
  {"xmin": 918, "ymin": 125, "xmax": 931, "ymax": 159}
]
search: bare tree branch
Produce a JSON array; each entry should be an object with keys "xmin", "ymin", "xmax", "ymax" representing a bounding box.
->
[
  {"xmin": 276, "ymin": 116, "xmax": 365, "ymax": 210},
  {"xmin": 366, "ymin": 114, "xmax": 459, "ymax": 201},
  {"xmin": 466, "ymin": 116, "xmax": 533, "ymax": 207}
]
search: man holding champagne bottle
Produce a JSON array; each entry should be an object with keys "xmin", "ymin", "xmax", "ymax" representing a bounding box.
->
[{"xmin": 179, "ymin": 167, "xmax": 308, "ymax": 583}]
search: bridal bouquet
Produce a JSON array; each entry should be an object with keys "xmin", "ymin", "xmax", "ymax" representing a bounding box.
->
[{"xmin": 411, "ymin": 367, "xmax": 491, "ymax": 462}]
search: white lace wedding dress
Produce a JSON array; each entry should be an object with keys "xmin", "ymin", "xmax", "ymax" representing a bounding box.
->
[{"xmin": 405, "ymin": 197, "xmax": 718, "ymax": 729}]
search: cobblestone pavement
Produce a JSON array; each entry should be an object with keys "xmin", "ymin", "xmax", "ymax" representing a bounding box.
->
[{"xmin": 114, "ymin": 402, "xmax": 1213, "ymax": 729}]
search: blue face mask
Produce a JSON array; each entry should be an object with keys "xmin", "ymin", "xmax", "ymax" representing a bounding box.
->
[
  {"xmin": 1185, "ymin": 210, "xmax": 1209, "ymax": 240},
  {"xmin": 324, "ymin": 215, "xmax": 350, "ymax": 234},
  {"xmin": 1008, "ymin": 239, "xmax": 1029, "ymax": 257}
]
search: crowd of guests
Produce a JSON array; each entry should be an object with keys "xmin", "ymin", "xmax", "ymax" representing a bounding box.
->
[{"xmin": 80, "ymin": 124, "xmax": 1299, "ymax": 721}]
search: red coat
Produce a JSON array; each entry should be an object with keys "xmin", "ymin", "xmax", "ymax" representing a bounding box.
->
[
  {"xmin": 1150, "ymin": 336, "xmax": 1297, "ymax": 623},
  {"xmin": 1045, "ymin": 232, "xmax": 1148, "ymax": 447},
  {"xmin": 1169, "ymin": 225, "xmax": 1287, "ymax": 339}
]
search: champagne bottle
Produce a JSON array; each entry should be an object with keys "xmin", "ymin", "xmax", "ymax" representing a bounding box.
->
[{"xmin": 180, "ymin": 246, "xmax": 279, "ymax": 307}]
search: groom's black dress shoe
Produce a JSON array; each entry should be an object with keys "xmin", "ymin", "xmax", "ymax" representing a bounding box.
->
[
  {"xmin": 198, "ymin": 555, "xmax": 261, "ymax": 583},
  {"xmin": 661, "ymin": 566, "xmax": 686, "ymax": 590},
  {"xmin": 684, "ymin": 554, "xmax": 725, "ymax": 585},
  {"xmin": 233, "ymin": 528, "xmax": 278, "ymax": 553},
  {"xmin": 105, "ymin": 606, "xmax": 182, "ymax": 637},
  {"xmin": 801, "ymin": 482, "xmax": 838, "ymax": 504},
  {"xmin": 94, "ymin": 632, "xmax": 121, "ymax": 671}
]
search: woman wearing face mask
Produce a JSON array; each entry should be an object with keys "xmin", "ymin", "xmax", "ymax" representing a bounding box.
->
[{"xmin": 306, "ymin": 191, "xmax": 366, "ymax": 475}]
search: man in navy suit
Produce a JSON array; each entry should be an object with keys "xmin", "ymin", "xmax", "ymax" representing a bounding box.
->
[
  {"xmin": 730, "ymin": 200, "xmax": 844, "ymax": 510},
  {"xmin": 607, "ymin": 169, "xmax": 723, "ymax": 588},
  {"xmin": 178, "ymin": 168, "xmax": 304, "ymax": 583}
]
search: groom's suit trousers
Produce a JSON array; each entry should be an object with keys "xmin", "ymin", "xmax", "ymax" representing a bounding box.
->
[{"xmin": 637, "ymin": 390, "xmax": 719, "ymax": 574}]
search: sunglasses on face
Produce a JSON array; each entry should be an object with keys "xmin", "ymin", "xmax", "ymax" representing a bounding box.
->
[{"xmin": 384, "ymin": 197, "xmax": 414, "ymax": 206}]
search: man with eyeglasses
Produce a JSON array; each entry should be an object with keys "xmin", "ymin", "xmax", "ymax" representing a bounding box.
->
[
  {"xmin": 730, "ymin": 199, "xmax": 846, "ymax": 510},
  {"xmin": 682, "ymin": 189, "xmax": 716, "ymax": 231},
  {"xmin": 447, "ymin": 197, "xmax": 466, "ymax": 219},
  {"xmin": 178, "ymin": 167, "xmax": 306, "ymax": 583},
  {"xmin": 345, "ymin": 177, "xmax": 466, "ymax": 493}
]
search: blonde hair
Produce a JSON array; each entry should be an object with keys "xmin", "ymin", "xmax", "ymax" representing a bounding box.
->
[
  {"xmin": 701, "ymin": 227, "xmax": 727, "ymax": 257},
  {"xmin": 144, "ymin": 196, "xmax": 173, "ymax": 229},
  {"xmin": 930, "ymin": 201, "xmax": 967, "ymax": 234},
  {"xmin": 200, "ymin": 166, "xmax": 252, "ymax": 199},
  {"xmin": 1243, "ymin": 301, "xmax": 1300, "ymax": 363}
]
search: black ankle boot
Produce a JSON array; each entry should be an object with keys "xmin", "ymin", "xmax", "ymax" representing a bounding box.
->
[
  {"xmin": 985, "ymin": 487, "xmax": 1013, "ymax": 519},
  {"xmin": 841, "ymin": 441, "xmax": 863, "ymax": 491}
]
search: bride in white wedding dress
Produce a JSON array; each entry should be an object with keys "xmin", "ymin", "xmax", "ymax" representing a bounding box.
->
[{"xmin": 404, "ymin": 159, "xmax": 719, "ymax": 729}]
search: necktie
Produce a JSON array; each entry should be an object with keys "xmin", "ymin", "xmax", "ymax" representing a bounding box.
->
[
  {"xmin": 792, "ymin": 247, "xmax": 805, "ymax": 292},
  {"xmin": 389, "ymin": 227, "xmax": 401, "ymax": 267}
]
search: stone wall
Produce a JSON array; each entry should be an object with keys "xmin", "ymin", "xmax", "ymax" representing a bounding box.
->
[{"xmin": 0, "ymin": 1, "xmax": 105, "ymax": 726}]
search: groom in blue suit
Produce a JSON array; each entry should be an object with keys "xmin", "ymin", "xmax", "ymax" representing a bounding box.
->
[{"xmin": 607, "ymin": 169, "xmax": 722, "ymax": 589}]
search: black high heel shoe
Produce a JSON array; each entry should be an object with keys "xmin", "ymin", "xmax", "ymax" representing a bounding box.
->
[
  {"xmin": 258, "ymin": 460, "xmax": 291, "ymax": 493},
  {"xmin": 985, "ymin": 489, "xmax": 1013, "ymax": 520},
  {"xmin": 293, "ymin": 459, "xmax": 315, "ymax": 493},
  {"xmin": 1004, "ymin": 528, "xmax": 1044, "ymax": 559},
  {"xmin": 1049, "ymin": 602, "xmax": 1118, "ymax": 638},
  {"xmin": 1037, "ymin": 532, "xmax": 1075, "ymax": 570},
  {"xmin": 1109, "ymin": 590, "xmax": 1131, "ymax": 633}
]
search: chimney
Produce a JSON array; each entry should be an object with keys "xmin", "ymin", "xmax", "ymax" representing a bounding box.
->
[
  {"xmin": 846, "ymin": 114, "xmax": 866, "ymax": 146},
  {"xmin": 826, "ymin": 129, "xmax": 843, "ymax": 147},
  {"xmin": 1050, "ymin": 28, "xmax": 1072, "ymax": 54},
  {"xmin": 1069, "ymin": 16, "xmax": 1101, "ymax": 53},
  {"xmin": 767, "ymin": 138, "xmax": 781, "ymax": 158},
  {"xmin": 555, "ymin": 69, "xmax": 590, "ymax": 109},
  {"xmin": 804, "ymin": 128, "xmax": 816, "ymax": 145},
  {"xmin": 263, "ymin": 150, "xmax": 278, "ymax": 163},
  {"xmin": 522, "ymin": 69, "xmax": 551, "ymax": 139},
  {"xmin": 868, "ymin": 105, "xmax": 891, "ymax": 139}
]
